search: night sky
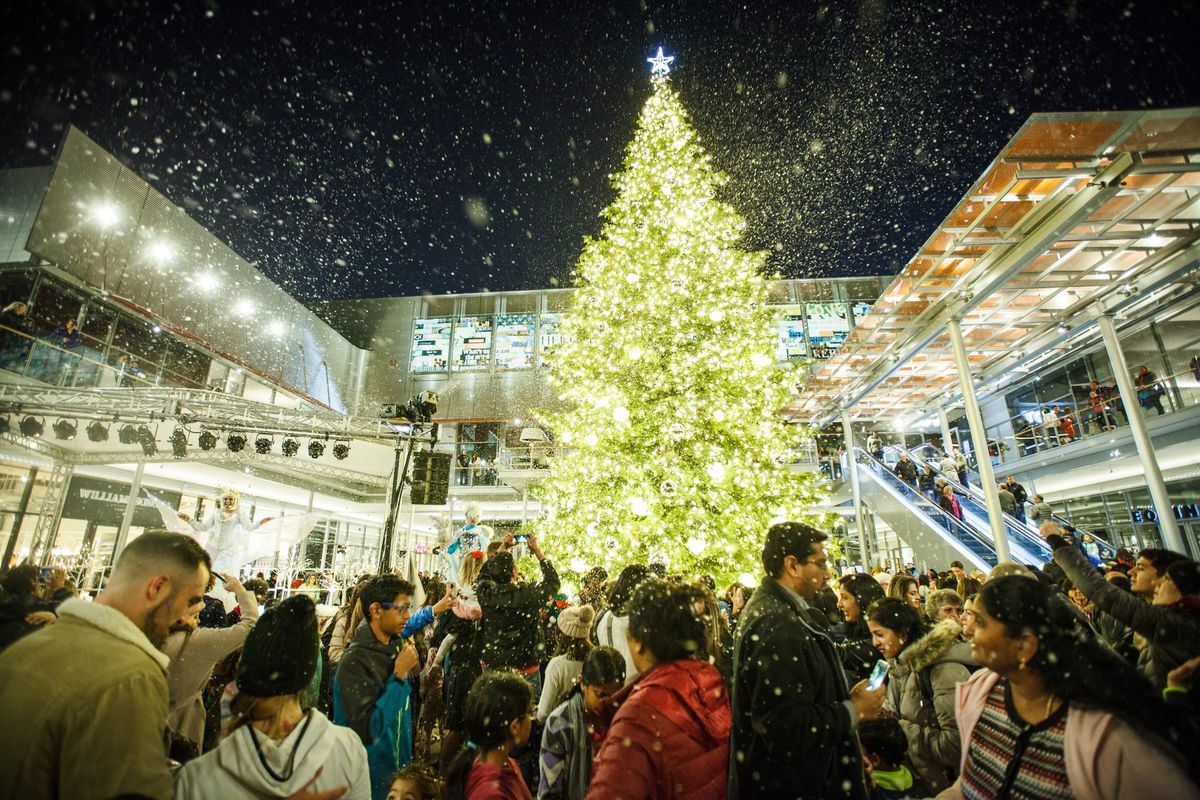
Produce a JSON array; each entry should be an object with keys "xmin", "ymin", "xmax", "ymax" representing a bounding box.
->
[{"xmin": 2, "ymin": 0, "xmax": 1198, "ymax": 301}]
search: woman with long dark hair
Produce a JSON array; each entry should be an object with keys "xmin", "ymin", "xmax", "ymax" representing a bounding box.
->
[
  {"xmin": 445, "ymin": 671, "xmax": 537, "ymax": 800},
  {"xmin": 868, "ymin": 598, "xmax": 973, "ymax": 793},
  {"xmin": 592, "ymin": 564, "xmax": 649, "ymax": 685},
  {"xmin": 888, "ymin": 574, "xmax": 922, "ymax": 612},
  {"xmin": 940, "ymin": 576, "xmax": 1196, "ymax": 798},
  {"xmin": 836, "ymin": 573, "xmax": 885, "ymax": 682}
]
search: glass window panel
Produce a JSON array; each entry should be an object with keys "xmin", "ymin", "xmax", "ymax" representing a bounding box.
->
[
  {"xmin": 805, "ymin": 302, "xmax": 850, "ymax": 359},
  {"xmin": 79, "ymin": 302, "xmax": 114, "ymax": 350},
  {"xmin": 775, "ymin": 304, "xmax": 807, "ymax": 362},
  {"xmin": 495, "ymin": 313, "xmax": 534, "ymax": 370},
  {"xmin": 162, "ymin": 341, "xmax": 210, "ymax": 388},
  {"xmin": 451, "ymin": 315, "xmax": 492, "ymax": 371},
  {"xmin": 410, "ymin": 317, "xmax": 451, "ymax": 373},
  {"xmin": 28, "ymin": 278, "xmax": 85, "ymax": 338}
]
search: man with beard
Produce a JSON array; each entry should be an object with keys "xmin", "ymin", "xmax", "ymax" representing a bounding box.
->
[{"xmin": 0, "ymin": 531, "xmax": 211, "ymax": 800}]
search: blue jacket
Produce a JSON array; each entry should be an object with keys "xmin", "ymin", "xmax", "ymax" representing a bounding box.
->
[{"xmin": 332, "ymin": 606, "xmax": 434, "ymax": 800}]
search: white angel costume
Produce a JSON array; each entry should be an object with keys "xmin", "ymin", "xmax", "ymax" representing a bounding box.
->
[
  {"xmin": 440, "ymin": 501, "xmax": 493, "ymax": 582},
  {"xmin": 149, "ymin": 488, "xmax": 318, "ymax": 597}
]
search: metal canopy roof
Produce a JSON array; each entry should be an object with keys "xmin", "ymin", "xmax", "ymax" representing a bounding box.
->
[{"xmin": 790, "ymin": 108, "xmax": 1200, "ymax": 428}]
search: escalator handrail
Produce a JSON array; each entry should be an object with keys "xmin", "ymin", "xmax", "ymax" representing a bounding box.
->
[
  {"xmin": 877, "ymin": 445, "xmax": 1051, "ymax": 563},
  {"xmin": 852, "ymin": 447, "xmax": 1000, "ymax": 562},
  {"xmin": 885, "ymin": 443, "xmax": 1117, "ymax": 559}
]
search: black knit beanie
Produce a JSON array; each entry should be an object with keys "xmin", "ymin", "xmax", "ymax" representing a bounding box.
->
[{"xmin": 237, "ymin": 594, "xmax": 319, "ymax": 696}]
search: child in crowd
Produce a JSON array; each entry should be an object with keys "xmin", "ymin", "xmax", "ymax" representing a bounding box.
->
[
  {"xmin": 387, "ymin": 761, "xmax": 443, "ymax": 800},
  {"xmin": 537, "ymin": 604, "xmax": 595, "ymax": 722},
  {"xmin": 538, "ymin": 646, "xmax": 626, "ymax": 800},
  {"xmin": 445, "ymin": 671, "xmax": 536, "ymax": 800},
  {"xmin": 858, "ymin": 718, "xmax": 931, "ymax": 800}
]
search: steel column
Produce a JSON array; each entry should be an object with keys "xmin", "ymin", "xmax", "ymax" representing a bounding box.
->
[{"xmin": 947, "ymin": 318, "xmax": 1012, "ymax": 563}]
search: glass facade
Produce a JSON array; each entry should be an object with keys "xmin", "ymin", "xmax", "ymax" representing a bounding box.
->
[{"xmin": 0, "ymin": 266, "xmax": 311, "ymax": 409}]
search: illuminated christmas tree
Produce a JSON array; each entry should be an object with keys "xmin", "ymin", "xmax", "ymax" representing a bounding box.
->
[{"xmin": 528, "ymin": 51, "xmax": 826, "ymax": 581}]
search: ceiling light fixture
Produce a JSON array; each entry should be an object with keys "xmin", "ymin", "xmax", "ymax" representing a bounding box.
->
[
  {"xmin": 198, "ymin": 430, "xmax": 218, "ymax": 451},
  {"xmin": 332, "ymin": 443, "xmax": 350, "ymax": 460},
  {"xmin": 254, "ymin": 435, "xmax": 273, "ymax": 455},
  {"xmin": 281, "ymin": 438, "xmax": 299, "ymax": 457},
  {"xmin": 52, "ymin": 419, "xmax": 77, "ymax": 440},
  {"xmin": 308, "ymin": 439, "xmax": 325, "ymax": 459},
  {"xmin": 19, "ymin": 417, "xmax": 44, "ymax": 438},
  {"xmin": 86, "ymin": 421, "xmax": 110, "ymax": 442},
  {"xmin": 226, "ymin": 433, "xmax": 247, "ymax": 453},
  {"xmin": 170, "ymin": 428, "xmax": 188, "ymax": 459}
]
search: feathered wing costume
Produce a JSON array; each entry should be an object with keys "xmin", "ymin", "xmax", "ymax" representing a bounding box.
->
[{"xmin": 147, "ymin": 489, "xmax": 318, "ymax": 575}]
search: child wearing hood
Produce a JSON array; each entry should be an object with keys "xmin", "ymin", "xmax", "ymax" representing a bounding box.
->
[{"xmin": 175, "ymin": 595, "xmax": 369, "ymax": 799}]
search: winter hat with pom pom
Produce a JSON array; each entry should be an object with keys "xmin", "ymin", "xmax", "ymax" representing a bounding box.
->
[
  {"xmin": 557, "ymin": 604, "xmax": 595, "ymax": 640},
  {"xmin": 237, "ymin": 594, "xmax": 319, "ymax": 696}
]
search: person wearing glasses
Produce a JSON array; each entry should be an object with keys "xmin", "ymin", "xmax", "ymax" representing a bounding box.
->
[
  {"xmin": 333, "ymin": 575, "xmax": 453, "ymax": 800},
  {"xmin": 729, "ymin": 522, "xmax": 885, "ymax": 799}
]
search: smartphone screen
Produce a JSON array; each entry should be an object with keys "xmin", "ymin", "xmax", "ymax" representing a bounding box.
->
[
  {"xmin": 514, "ymin": 534, "xmax": 529, "ymax": 543},
  {"xmin": 867, "ymin": 659, "xmax": 890, "ymax": 691}
]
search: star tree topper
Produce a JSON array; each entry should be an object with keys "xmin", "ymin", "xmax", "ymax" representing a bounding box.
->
[{"xmin": 647, "ymin": 47, "xmax": 674, "ymax": 76}]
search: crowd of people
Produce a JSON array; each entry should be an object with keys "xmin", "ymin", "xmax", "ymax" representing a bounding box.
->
[{"xmin": 2, "ymin": 518, "xmax": 1200, "ymax": 799}]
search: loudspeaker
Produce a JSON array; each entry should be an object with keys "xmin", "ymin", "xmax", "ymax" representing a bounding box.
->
[{"xmin": 411, "ymin": 451, "xmax": 451, "ymax": 505}]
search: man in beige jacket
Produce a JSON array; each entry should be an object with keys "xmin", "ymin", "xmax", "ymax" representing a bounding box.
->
[
  {"xmin": 0, "ymin": 531, "xmax": 211, "ymax": 800},
  {"xmin": 161, "ymin": 572, "xmax": 260, "ymax": 752}
]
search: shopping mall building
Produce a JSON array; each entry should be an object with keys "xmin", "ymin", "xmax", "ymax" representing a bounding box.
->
[{"xmin": 1, "ymin": 109, "xmax": 1198, "ymax": 585}]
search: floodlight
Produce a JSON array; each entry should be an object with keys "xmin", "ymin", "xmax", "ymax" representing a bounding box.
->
[
  {"xmin": 137, "ymin": 425, "xmax": 157, "ymax": 456},
  {"xmin": 254, "ymin": 436, "xmax": 273, "ymax": 455},
  {"xmin": 19, "ymin": 417, "xmax": 44, "ymax": 438},
  {"xmin": 308, "ymin": 440, "xmax": 325, "ymax": 459},
  {"xmin": 118, "ymin": 424, "xmax": 139, "ymax": 444},
  {"xmin": 227, "ymin": 433, "xmax": 247, "ymax": 453},
  {"xmin": 198, "ymin": 431, "xmax": 218, "ymax": 451},
  {"xmin": 170, "ymin": 428, "xmax": 188, "ymax": 459},
  {"xmin": 91, "ymin": 201, "xmax": 119, "ymax": 229},
  {"xmin": 52, "ymin": 419, "xmax": 77, "ymax": 440},
  {"xmin": 86, "ymin": 421, "xmax": 110, "ymax": 442},
  {"xmin": 332, "ymin": 443, "xmax": 350, "ymax": 460},
  {"xmin": 281, "ymin": 438, "xmax": 300, "ymax": 457}
]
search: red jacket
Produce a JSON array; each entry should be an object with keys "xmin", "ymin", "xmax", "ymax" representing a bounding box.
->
[
  {"xmin": 465, "ymin": 757, "xmax": 533, "ymax": 800},
  {"xmin": 586, "ymin": 659, "xmax": 730, "ymax": 800}
]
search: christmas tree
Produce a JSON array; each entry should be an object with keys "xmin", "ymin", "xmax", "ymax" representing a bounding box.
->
[{"xmin": 528, "ymin": 51, "xmax": 826, "ymax": 581}]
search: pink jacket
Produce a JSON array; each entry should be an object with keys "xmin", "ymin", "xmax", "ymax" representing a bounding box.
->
[{"xmin": 937, "ymin": 669, "xmax": 1198, "ymax": 800}]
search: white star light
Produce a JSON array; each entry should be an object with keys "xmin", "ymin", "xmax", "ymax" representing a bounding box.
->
[{"xmin": 647, "ymin": 47, "xmax": 674, "ymax": 76}]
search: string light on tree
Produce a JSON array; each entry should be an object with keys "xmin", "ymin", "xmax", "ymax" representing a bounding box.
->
[{"xmin": 527, "ymin": 49, "xmax": 826, "ymax": 581}]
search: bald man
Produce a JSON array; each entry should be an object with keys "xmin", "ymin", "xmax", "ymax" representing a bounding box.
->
[{"xmin": 0, "ymin": 531, "xmax": 211, "ymax": 800}]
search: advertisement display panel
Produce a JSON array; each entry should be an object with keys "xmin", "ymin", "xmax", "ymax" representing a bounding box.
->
[
  {"xmin": 410, "ymin": 317, "xmax": 451, "ymax": 372},
  {"xmin": 775, "ymin": 304, "xmax": 807, "ymax": 361},
  {"xmin": 806, "ymin": 302, "xmax": 850, "ymax": 359},
  {"xmin": 452, "ymin": 316, "xmax": 492, "ymax": 370},
  {"xmin": 538, "ymin": 313, "xmax": 566, "ymax": 366},
  {"xmin": 495, "ymin": 314, "xmax": 534, "ymax": 370}
]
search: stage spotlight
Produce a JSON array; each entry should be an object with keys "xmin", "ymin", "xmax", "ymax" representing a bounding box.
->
[
  {"xmin": 198, "ymin": 431, "xmax": 218, "ymax": 451},
  {"xmin": 52, "ymin": 419, "xmax": 77, "ymax": 440},
  {"xmin": 86, "ymin": 421, "xmax": 110, "ymax": 442},
  {"xmin": 281, "ymin": 438, "xmax": 299, "ymax": 457},
  {"xmin": 137, "ymin": 425, "xmax": 157, "ymax": 456},
  {"xmin": 118, "ymin": 424, "xmax": 139, "ymax": 444},
  {"xmin": 0, "ymin": 417, "xmax": 9, "ymax": 435},
  {"xmin": 226, "ymin": 433, "xmax": 247, "ymax": 453},
  {"xmin": 254, "ymin": 435, "xmax": 273, "ymax": 455},
  {"xmin": 333, "ymin": 443, "xmax": 350, "ymax": 460},
  {"xmin": 19, "ymin": 417, "xmax": 44, "ymax": 438},
  {"xmin": 170, "ymin": 428, "xmax": 188, "ymax": 459},
  {"xmin": 308, "ymin": 439, "xmax": 325, "ymax": 459}
]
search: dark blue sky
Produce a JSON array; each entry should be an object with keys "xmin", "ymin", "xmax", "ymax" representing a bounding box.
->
[{"xmin": 2, "ymin": 0, "xmax": 1198, "ymax": 300}]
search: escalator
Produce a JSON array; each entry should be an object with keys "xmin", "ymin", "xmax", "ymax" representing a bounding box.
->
[
  {"xmin": 850, "ymin": 448, "xmax": 1043, "ymax": 572},
  {"xmin": 901, "ymin": 442, "xmax": 1118, "ymax": 561}
]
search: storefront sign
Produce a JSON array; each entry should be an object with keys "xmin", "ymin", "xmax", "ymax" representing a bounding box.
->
[
  {"xmin": 1130, "ymin": 504, "xmax": 1200, "ymax": 524},
  {"xmin": 61, "ymin": 476, "xmax": 182, "ymax": 528}
]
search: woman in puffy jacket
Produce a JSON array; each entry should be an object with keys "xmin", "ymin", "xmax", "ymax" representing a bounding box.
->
[
  {"xmin": 586, "ymin": 578, "xmax": 730, "ymax": 799},
  {"xmin": 867, "ymin": 598, "xmax": 974, "ymax": 793}
]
